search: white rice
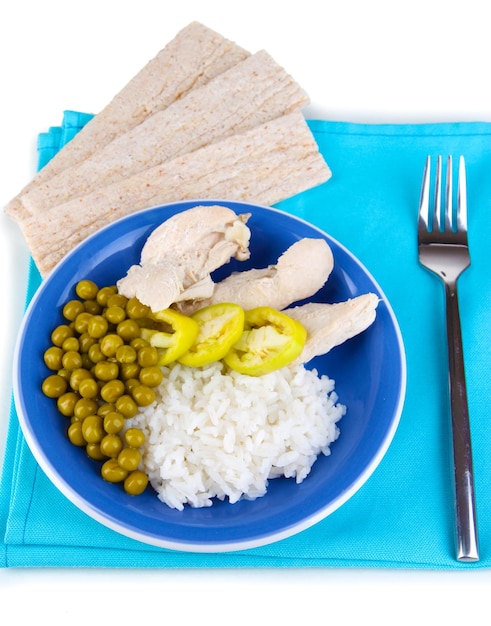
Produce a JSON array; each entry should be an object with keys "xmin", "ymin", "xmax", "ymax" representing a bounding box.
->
[{"xmin": 126, "ymin": 361, "xmax": 345, "ymax": 510}]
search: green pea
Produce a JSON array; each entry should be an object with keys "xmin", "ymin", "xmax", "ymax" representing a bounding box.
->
[
  {"xmin": 125, "ymin": 378, "xmax": 141, "ymax": 394},
  {"xmin": 43, "ymin": 346, "xmax": 64, "ymax": 370},
  {"xmin": 139, "ymin": 366, "xmax": 163, "ymax": 388},
  {"xmin": 100, "ymin": 333, "xmax": 124, "ymax": 358},
  {"xmin": 131, "ymin": 384, "xmax": 156, "ymax": 407},
  {"xmin": 116, "ymin": 319, "xmax": 140, "ymax": 342},
  {"xmin": 115, "ymin": 395, "xmax": 138, "ymax": 418},
  {"xmin": 69, "ymin": 367, "xmax": 92, "ymax": 392},
  {"xmin": 124, "ymin": 428, "xmax": 145, "ymax": 448},
  {"xmin": 75, "ymin": 279, "xmax": 99, "ymax": 300},
  {"xmin": 107, "ymin": 294, "xmax": 128, "ymax": 308},
  {"xmin": 96, "ymin": 286, "xmax": 117, "ymax": 307},
  {"xmin": 97, "ymin": 402, "xmax": 116, "ymax": 417},
  {"xmin": 118, "ymin": 447, "xmax": 141, "ymax": 472},
  {"xmin": 73, "ymin": 312, "xmax": 93, "ymax": 334},
  {"xmin": 62, "ymin": 299, "xmax": 85, "ymax": 322},
  {"xmin": 73, "ymin": 398, "xmax": 99, "ymax": 419},
  {"xmin": 100, "ymin": 379, "xmax": 125, "ymax": 403},
  {"xmin": 62, "ymin": 337, "xmax": 80, "ymax": 352},
  {"xmin": 67, "ymin": 421, "xmax": 86, "ymax": 447},
  {"xmin": 87, "ymin": 315, "xmax": 109, "ymax": 339},
  {"xmin": 78, "ymin": 332, "xmax": 96, "ymax": 353},
  {"xmin": 94, "ymin": 360, "xmax": 119, "ymax": 382},
  {"xmin": 57, "ymin": 391, "xmax": 80, "ymax": 417},
  {"xmin": 100, "ymin": 436, "xmax": 124, "ymax": 460},
  {"xmin": 114, "ymin": 345, "xmax": 136, "ymax": 365},
  {"xmin": 86, "ymin": 442, "xmax": 107, "ymax": 461},
  {"xmin": 42, "ymin": 374, "xmax": 68, "ymax": 398},
  {"xmin": 51, "ymin": 324, "xmax": 74, "ymax": 347},
  {"xmin": 130, "ymin": 337, "xmax": 149, "ymax": 351},
  {"xmin": 57, "ymin": 368, "xmax": 71, "ymax": 381},
  {"xmin": 126, "ymin": 297, "xmax": 150, "ymax": 320},
  {"xmin": 103, "ymin": 411, "xmax": 125, "ymax": 435},
  {"xmin": 101, "ymin": 458, "xmax": 128, "ymax": 483},
  {"xmin": 88, "ymin": 343, "xmax": 105, "ymax": 364},
  {"xmin": 83, "ymin": 299, "xmax": 102, "ymax": 315},
  {"xmin": 62, "ymin": 350, "xmax": 83, "ymax": 371},
  {"xmin": 137, "ymin": 346, "xmax": 159, "ymax": 367},
  {"xmin": 104, "ymin": 305, "xmax": 126, "ymax": 325},
  {"xmin": 78, "ymin": 377, "xmax": 99, "ymax": 400},
  {"xmin": 124, "ymin": 470, "xmax": 148, "ymax": 496},
  {"xmin": 82, "ymin": 415, "xmax": 104, "ymax": 443},
  {"xmin": 119, "ymin": 362, "xmax": 140, "ymax": 381}
]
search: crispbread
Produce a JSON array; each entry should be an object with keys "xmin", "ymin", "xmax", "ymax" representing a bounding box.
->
[
  {"xmin": 21, "ymin": 112, "xmax": 331, "ymax": 276},
  {"xmin": 19, "ymin": 50, "xmax": 309, "ymax": 215},
  {"xmin": 5, "ymin": 22, "xmax": 249, "ymax": 220}
]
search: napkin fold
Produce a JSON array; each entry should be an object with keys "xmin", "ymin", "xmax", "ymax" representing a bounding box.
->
[{"xmin": 1, "ymin": 111, "xmax": 490, "ymax": 568}]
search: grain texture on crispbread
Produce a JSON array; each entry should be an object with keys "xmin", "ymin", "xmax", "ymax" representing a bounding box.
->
[
  {"xmin": 5, "ymin": 22, "xmax": 249, "ymax": 220},
  {"xmin": 20, "ymin": 50, "xmax": 309, "ymax": 215},
  {"xmin": 21, "ymin": 112, "xmax": 331, "ymax": 276}
]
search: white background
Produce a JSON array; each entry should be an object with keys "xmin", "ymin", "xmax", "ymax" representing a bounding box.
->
[{"xmin": 1, "ymin": 0, "xmax": 490, "ymax": 621}]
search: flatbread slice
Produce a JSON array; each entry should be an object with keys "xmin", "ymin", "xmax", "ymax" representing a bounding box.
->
[
  {"xmin": 20, "ymin": 112, "xmax": 331, "ymax": 276},
  {"xmin": 19, "ymin": 50, "xmax": 309, "ymax": 215},
  {"xmin": 5, "ymin": 21, "xmax": 249, "ymax": 220}
]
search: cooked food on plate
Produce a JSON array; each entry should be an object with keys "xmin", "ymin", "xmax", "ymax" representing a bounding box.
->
[{"xmin": 39, "ymin": 205, "xmax": 378, "ymax": 509}]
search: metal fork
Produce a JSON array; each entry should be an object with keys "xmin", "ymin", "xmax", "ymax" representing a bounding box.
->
[{"xmin": 418, "ymin": 155, "xmax": 479, "ymax": 562}]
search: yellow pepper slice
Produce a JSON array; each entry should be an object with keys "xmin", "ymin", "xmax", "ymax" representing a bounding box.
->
[
  {"xmin": 224, "ymin": 306, "xmax": 307, "ymax": 376},
  {"xmin": 178, "ymin": 303, "xmax": 245, "ymax": 367},
  {"xmin": 140, "ymin": 308, "xmax": 199, "ymax": 366}
]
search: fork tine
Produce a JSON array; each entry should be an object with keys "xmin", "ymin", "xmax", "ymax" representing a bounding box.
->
[
  {"xmin": 457, "ymin": 155, "xmax": 468, "ymax": 233},
  {"xmin": 434, "ymin": 155, "xmax": 442, "ymax": 231},
  {"xmin": 419, "ymin": 155, "xmax": 467, "ymax": 235},
  {"xmin": 418, "ymin": 155, "xmax": 431, "ymax": 230},
  {"xmin": 444, "ymin": 155, "xmax": 453, "ymax": 231}
]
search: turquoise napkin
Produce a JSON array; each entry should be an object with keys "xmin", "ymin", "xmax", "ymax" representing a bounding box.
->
[{"xmin": 1, "ymin": 111, "xmax": 490, "ymax": 568}]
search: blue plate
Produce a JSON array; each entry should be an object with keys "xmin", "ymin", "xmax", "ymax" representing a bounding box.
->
[{"xmin": 13, "ymin": 200, "xmax": 406, "ymax": 552}]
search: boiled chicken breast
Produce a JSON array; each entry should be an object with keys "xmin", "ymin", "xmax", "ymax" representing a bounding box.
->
[
  {"xmin": 179, "ymin": 238, "xmax": 334, "ymax": 314},
  {"xmin": 286, "ymin": 293, "xmax": 379, "ymax": 365},
  {"xmin": 117, "ymin": 205, "xmax": 251, "ymax": 311}
]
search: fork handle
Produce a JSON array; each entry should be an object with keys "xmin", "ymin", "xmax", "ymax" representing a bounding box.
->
[{"xmin": 445, "ymin": 281, "xmax": 479, "ymax": 561}]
